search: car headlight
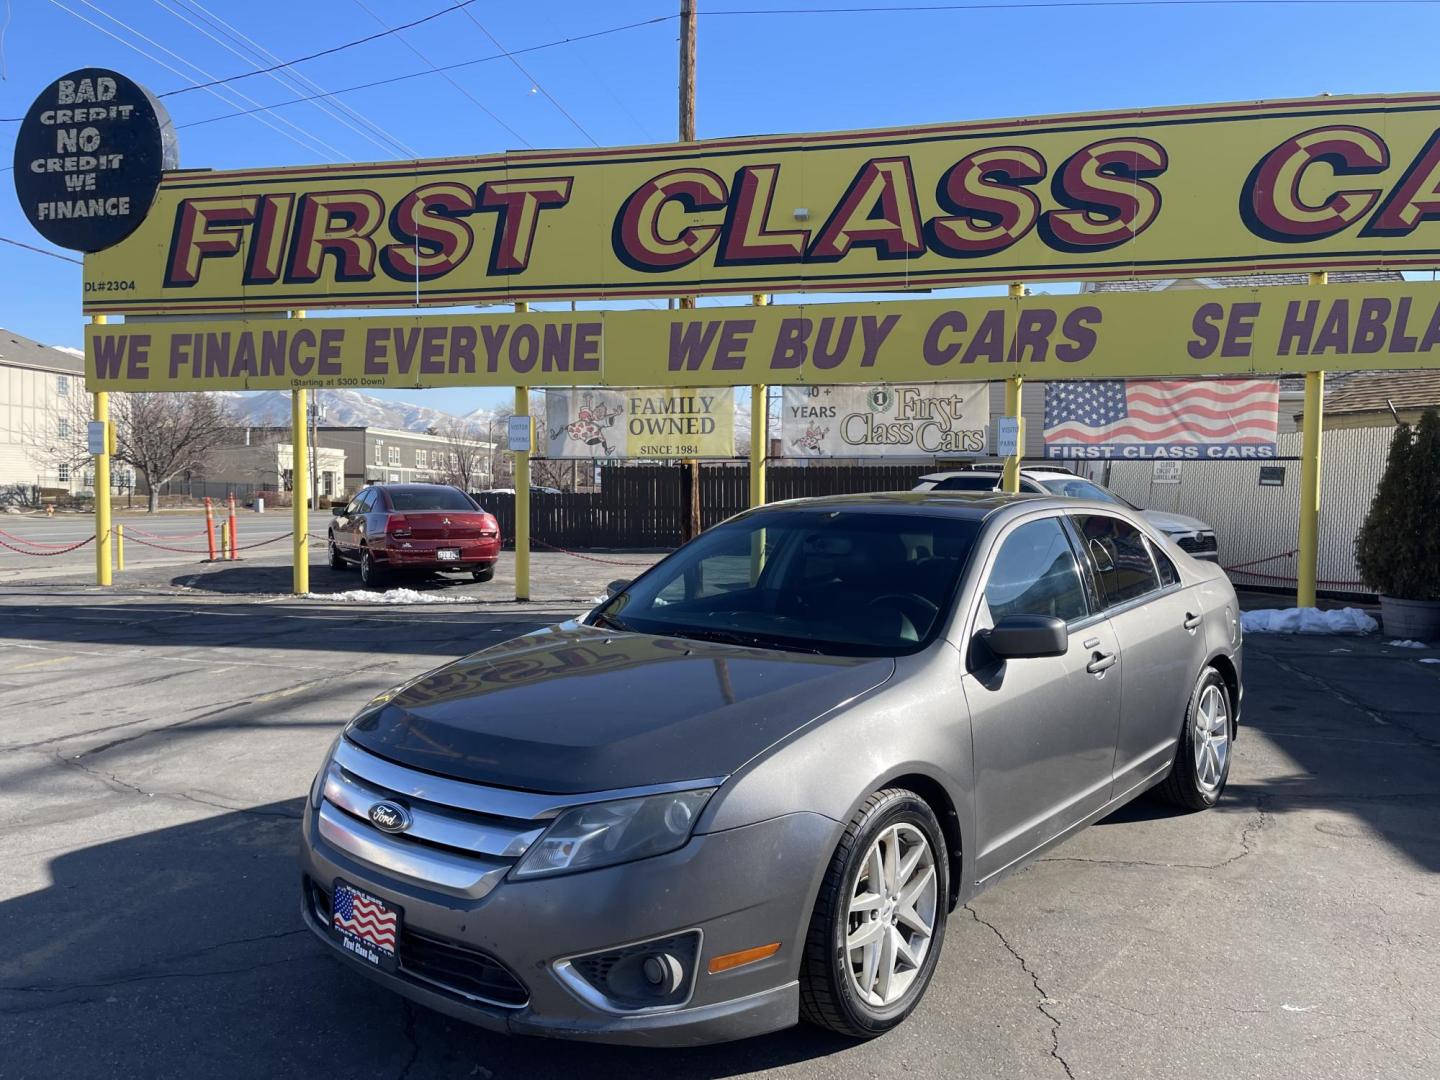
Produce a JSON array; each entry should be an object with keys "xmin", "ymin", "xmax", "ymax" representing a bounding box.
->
[
  {"xmin": 309, "ymin": 735, "xmax": 341, "ymax": 809},
  {"xmin": 511, "ymin": 788, "xmax": 717, "ymax": 879}
]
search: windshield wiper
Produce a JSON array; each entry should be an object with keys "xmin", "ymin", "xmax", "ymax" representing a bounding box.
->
[{"xmin": 665, "ymin": 627, "xmax": 823, "ymax": 655}]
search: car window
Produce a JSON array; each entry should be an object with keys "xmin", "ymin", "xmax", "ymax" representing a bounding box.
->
[
  {"xmin": 387, "ymin": 488, "xmax": 478, "ymax": 511},
  {"xmin": 933, "ymin": 475, "xmax": 999, "ymax": 492},
  {"xmin": 601, "ymin": 508, "xmax": 983, "ymax": 656},
  {"xmin": 1039, "ymin": 477, "xmax": 1132, "ymax": 508},
  {"xmin": 352, "ymin": 489, "xmax": 376, "ymax": 514},
  {"xmin": 1148, "ymin": 537, "xmax": 1180, "ymax": 587},
  {"xmin": 984, "ymin": 517, "xmax": 1089, "ymax": 624},
  {"xmin": 1074, "ymin": 514, "xmax": 1162, "ymax": 607}
]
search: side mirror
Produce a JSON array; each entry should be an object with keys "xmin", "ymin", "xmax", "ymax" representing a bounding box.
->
[
  {"xmin": 605, "ymin": 578, "xmax": 631, "ymax": 599},
  {"xmin": 978, "ymin": 615, "xmax": 1068, "ymax": 660}
]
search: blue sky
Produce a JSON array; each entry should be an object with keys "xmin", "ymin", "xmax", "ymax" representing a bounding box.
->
[{"xmin": 4, "ymin": 0, "xmax": 1439, "ymax": 414}]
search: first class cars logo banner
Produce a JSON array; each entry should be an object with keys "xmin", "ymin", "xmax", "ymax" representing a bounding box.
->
[
  {"xmin": 83, "ymin": 281, "xmax": 1440, "ymax": 391},
  {"xmin": 1043, "ymin": 379, "xmax": 1280, "ymax": 459},
  {"xmin": 543, "ymin": 388, "xmax": 735, "ymax": 459},
  {"xmin": 781, "ymin": 384, "xmax": 988, "ymax": 457},
  {"xmin": 81, "ymin": 93, "xmax": 1440, "ymax": 314}
]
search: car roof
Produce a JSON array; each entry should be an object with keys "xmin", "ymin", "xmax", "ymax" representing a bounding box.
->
[
  {"xmin": 753, "ymin": 490, "xmax": 1051, "ymax": 521},
  {"xmin": 919, "ymin": 467, "xmax": 1075, "ymax": 481},
  {"xmin": 372, "ymin": 482, "xmax": 461, "ymax": 492}
]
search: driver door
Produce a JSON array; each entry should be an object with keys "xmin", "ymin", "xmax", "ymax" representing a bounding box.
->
[{"xmin": 961, "ymin": 513, "xmax": 1123, "ymax": 883}]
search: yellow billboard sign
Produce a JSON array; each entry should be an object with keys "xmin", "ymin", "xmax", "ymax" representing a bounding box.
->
[
  {"xmin": 84, "ymin": 94, "xmax": 1440, "ymax": 315},
  {"xmin": 86, "ymin": 282, "xmax": 1440, "ymax": 392}
]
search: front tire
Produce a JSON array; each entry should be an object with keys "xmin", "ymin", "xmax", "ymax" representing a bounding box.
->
[
  {"xmin": 328, "ymin": 534, "xmax": 347, "ymax": 570},
  {"xmin": 1156, "ymin": 667, "xmax": 1232, "ymax": 810},
  {"xmin": 800, "ymin": 788, "xmax": 949, "ymax": 1038}
]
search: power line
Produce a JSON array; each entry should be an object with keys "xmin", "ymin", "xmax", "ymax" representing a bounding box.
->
[
  {"xmin": 455, "ymin": 8, "xmax": 600, "ymax": 147},
  {"xmin": 708, "ymin": 0, "xmax": 1440, "ymax": 11},
  {"xmin": 0, "ymin": 237, "xmax": 84, "ymax": 265},
  {"xmin": 348, "ymin": 0, "xmax": 531, "ymax": 148},
  {"xmin": 44, "ymin": 0, "xmax": 349, "ymax": 161},
  {"xmin": 173, "ymin": 0, "xmax": 417, "ymax": 158},
  {"xmin": 154, "ymin": 0, "xmax": 418, "ymax": 159}
]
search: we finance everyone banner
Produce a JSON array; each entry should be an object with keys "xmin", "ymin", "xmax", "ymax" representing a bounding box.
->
[
  {"xmin": 85, "ymin": 282, "xmax": 1440, "ymax": 393},
  {"xmin": 543, "ymin": 388, "xmax": 735, "ymax": 459},
  {"xmin": 1043, "ymin": 379, "xmax": 1280, "ymax": 460},
  {"xmin": 82, "ymin": 93, "xmax": 1440, "ymax": 315},
  {"xmin": 781, "ymin": 384, "xmax": 988, "ymax": 457}
]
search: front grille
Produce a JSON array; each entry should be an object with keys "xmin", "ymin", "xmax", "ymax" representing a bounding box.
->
[
  {"xmin": 1178, "ymin": 533, "xmax": 1218, "ymax": 554},
  {"xmin": 306, "ymin": 877, "xmax": 529, "ymax": 1008},
  {"xmin": 401, "ymin": 929, "xmax": 529, "ymax": 1007}
]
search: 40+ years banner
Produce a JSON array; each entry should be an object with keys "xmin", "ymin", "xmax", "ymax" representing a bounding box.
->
[
  {"xmin": 781, "ymin": 384, "xmax": 988, "ymax": 457},
  {"xmin": 543, "ymin": 389, "xmax": 735, "ymax": 460},
  {"xmin": 82, "ymin": 93, "xmax": 1440, "ymax": 315},
  {"xmin": 84, "ymin": 282, "xmax": 1440, "ymax": 393}
]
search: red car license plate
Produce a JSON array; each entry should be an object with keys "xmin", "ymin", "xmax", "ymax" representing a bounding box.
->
[{"xmin": 437, "ymin": 549, "xmax": 460, "ymax": 561}]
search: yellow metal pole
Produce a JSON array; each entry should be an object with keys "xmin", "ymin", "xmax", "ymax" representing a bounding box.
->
[
  {"xmin": 92, "ymin": 314, "xmax": 112, "ymax": 586},
  {"xmin": 1001, "ymin": 283, "xmax": 1025, "ymax": 494},
  {"xmin": 749, "ymin": 294, "xmax": 769, "ymax": 509},
  {"xmin": 291, "ymin": 310, "xmax": 310, "ymax": 596},
  {"xmin": 116, "ymin": 524, "xmax": 124, "ymax": 572},
  {"xmin": 1298, "ymin": 272, "xmax": 1327, "ymax": 608},
  {"xmin": 514, "ymin": 302, "xmax": 531, "ymax": 602}
]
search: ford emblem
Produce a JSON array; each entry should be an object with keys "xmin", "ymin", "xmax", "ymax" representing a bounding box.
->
[{"xmin": 368, "ymin": 801, "xmax": 411, "ymax": 834}]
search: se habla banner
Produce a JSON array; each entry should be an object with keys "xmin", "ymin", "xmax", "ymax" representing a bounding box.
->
[
  {"xmin": 83, "ymin": 93, "xmax": 1440, "ymax": 315},
  {"xmin": 84, "ymin": 282, "xmax": 1440, "ymax": 393}
]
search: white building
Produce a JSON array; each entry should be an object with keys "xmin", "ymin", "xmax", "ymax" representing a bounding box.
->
[
  {"xmin": 0, "ymin": 327, "xmax": 105, "ymax": 500},
  {"xmin": 204, "ymin": 439, "xmax": 346, "ymax": 503}
]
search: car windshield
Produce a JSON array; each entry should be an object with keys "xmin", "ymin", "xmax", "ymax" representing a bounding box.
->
[
  {"xmin": 387, "ymin": 488, "xmax": 478, "ymax": 511},
  {"xmin": 1038, "ymin": 477, "xmax": 1134, "ymax": 508},
  {"xmin": 593, "ymin": 508, "xmax": 982, "ymax": 657}
]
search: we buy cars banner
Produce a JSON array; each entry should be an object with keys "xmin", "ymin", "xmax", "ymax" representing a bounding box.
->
[{"xmin": 82, "ymin": 93, "xmax": 1440, "ymax": 315}]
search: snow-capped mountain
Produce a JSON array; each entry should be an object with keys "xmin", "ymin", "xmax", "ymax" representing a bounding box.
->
[{"xmin": 219, "ymin": 389, "xmax": 485, "ymax": 434}]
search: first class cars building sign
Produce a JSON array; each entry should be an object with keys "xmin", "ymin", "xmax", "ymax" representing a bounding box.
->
[{"xmin": 77, "ymin": 92, "xmax": 1440, "ymax": 314}]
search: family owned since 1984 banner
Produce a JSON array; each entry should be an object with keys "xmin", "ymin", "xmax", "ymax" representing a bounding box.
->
[
  {"xmin": 1043, "ymin": 379, "xmax": 1280, "ymax": 459},
  {"xmin": 781, "ymin": 384, "xmax": 989, "ymax": 458},
  {"xmin": 544, "ymin": 388, "xmax": 735, "ymax": 460}
]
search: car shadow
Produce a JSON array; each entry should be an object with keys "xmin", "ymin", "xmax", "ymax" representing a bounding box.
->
[{"xmin": 0, "ymin": 800, "xmax": 854, "ymax": 1078}]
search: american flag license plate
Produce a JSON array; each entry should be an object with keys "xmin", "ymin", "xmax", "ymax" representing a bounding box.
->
[{"xmin": 331, "ymin": 880, "xmax": 401, "ymax": 971}]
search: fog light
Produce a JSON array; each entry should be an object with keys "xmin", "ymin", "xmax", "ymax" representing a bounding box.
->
[
  {"xmin": 642, "ymin": 953, "xmax": 684, "ymax": 993},
  {"xmin": 560, "ymin": 931, "xmax": 701, "ymax": 1011}
]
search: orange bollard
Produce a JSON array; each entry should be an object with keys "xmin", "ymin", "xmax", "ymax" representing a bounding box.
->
[
  {"xmin": 204, "ymin": 498, "xmax": 218, "ymax": 561},
  {"xmin": 227, "ymin": 495, "xmax": 239, "ymax": 560}
]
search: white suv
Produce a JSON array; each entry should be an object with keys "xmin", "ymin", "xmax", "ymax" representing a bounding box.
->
[{"xmin": 914, "ymin": 466, "xmax": 1220, "ymax": 562}]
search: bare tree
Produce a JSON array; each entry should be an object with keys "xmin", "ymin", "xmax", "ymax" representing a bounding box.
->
[
  {"xmin": 432, "ymin": 416, "xmax": 493, "ymax": 492},
  {"xmin": 111, "ymin": 392, "xmax": 237, "ymax": 512},
  {"xmin": 24, "ymin": 385, "xmax": 94, "ymax": 489}
]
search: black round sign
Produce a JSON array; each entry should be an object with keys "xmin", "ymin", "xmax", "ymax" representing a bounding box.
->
[{"xmin": 12, "ymin": 68, "xmax": 177, "ymax": 253}]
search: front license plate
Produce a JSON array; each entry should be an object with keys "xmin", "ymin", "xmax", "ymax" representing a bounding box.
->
[
  {"xmin": 437, "ymin": 549, "xmax": 460, "ymax": 561},
  {"xmin": 331, "ymin": 880, "xmax": 401, "ymax": 972}
]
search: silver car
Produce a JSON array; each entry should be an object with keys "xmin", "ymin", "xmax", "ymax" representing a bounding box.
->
[{"xmin": 299, "ymin": 492, "xmax": 1242, "ymax": 1045}]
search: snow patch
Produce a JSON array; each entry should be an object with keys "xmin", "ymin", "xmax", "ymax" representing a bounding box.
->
[
  {"xmin": 1241, "ymin": 608, "xmax": 1378, "ymax": 635},
  {"xmin": 1421, "ymin": 658, "xmax": 1440, "ymax": 665},
  {"xmin": 1387, "ymin": 639, "xmax": 1430, "ymax": 649},
  {"xmin": 305, "ymin": 588, "xmax": 468, "ymax": 604}
]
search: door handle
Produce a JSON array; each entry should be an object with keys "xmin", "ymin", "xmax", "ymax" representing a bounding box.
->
[
  {"xmin": 1086, "ymin": 651, "xmax": 1117, "ymax": 675},
  {"xmin": 1183, "ymin": 612, "xmax": 1202, "ymax": 631}
]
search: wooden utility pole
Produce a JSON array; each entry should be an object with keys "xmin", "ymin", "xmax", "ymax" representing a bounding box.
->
[{"xmin": 679, "ymin": 0, "xmax": 702, "ymax": 542}]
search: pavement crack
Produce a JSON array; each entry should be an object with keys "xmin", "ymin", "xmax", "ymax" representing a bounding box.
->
[
  {"xmin": 52, "ymin": 751, "xmax": 301, "ymax": 819},
  {"xmin": 398, "ymin": 999, "xmax": 421, "ymax": 1080},
  {"xmin": 967, "ymin": 906, "xmax": 1075, "ymax": 1080},
  {"xmin": 0, "ymin": 954, "xmax": 310, "ymax": 997}
]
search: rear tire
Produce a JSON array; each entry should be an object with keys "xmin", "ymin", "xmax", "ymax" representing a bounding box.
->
[
  {"xmin": 472, "ymin": 564, "xmax": 495, "ymax": 583},
  {"xmin": 799, "ymin": 788, "xmax": 949, "ymax": 1039},
  {"xmin": 1156, "ymin": 667, "xmax": 1232, "ymax": 811},
  {"xmin": 359, "ymin": 547, "xmax": 387, "ymax": 590}
]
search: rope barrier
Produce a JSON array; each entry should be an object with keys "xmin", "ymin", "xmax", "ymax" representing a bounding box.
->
[
  {"xmin": 125, "ymin": 530, "xmax": 295, "ymax": 555},
  {"xmin": 0, "ymin": 526, "xmax": 90, "ymax": 549},
  {"xmin": 530, "ymin": 538, "xmax": 658, "ymax": 568},
  {"xmin": 1222, "ymin": 549, "xmax": 1365, "ymax": 588},
  {"xmin": 0, "ymin": 533, "xmax": 95, "ymax": 556}
]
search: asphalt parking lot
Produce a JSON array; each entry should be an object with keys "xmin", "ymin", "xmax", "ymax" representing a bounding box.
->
[{"xmin": 2, "ymin": 555, "xmax": 1439, "ymax": 1079}]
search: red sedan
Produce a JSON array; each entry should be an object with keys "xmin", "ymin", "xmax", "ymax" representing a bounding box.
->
[{"xmin": 328, "ymin": 484, "xmax": 501, "ymax": 588}]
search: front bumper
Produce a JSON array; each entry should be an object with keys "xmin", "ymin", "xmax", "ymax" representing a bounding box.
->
[{"xmin": 299, "ymin": 805, "xmax": 834, "ymax": 1046}]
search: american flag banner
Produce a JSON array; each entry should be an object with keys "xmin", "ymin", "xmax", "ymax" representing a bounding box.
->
[
  {"xmin": 333, "ymin": 883, "xmax": 398, "ymax": 954},
  {"xmin": 1043, "ymin": 379, "xmax": 1279, "ymax": 460}
]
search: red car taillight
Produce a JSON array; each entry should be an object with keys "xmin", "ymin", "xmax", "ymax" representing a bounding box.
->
[
  {"xmin": 386, "ymin": 514, "xmax": 411, "ymax": 539},
  {"xmin": 479, "ymin": 514, "xmax": 498, "ymax": 539}
]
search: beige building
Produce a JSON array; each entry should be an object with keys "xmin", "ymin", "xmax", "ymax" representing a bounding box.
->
[
  {"xmin": 205, "ymin": 437, "xmax": 346, "ymax": 501},
  {"xmin": 0, "ymin": 327, "xmax": 106, "ymax": 499}
]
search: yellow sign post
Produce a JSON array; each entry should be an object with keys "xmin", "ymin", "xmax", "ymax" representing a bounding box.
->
[{"xmin": 291, "ymin": 311, "xmax": 309, "ymax": 596}]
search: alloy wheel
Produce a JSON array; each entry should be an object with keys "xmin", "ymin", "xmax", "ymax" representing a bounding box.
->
[
  {"xmin": 1193, "ymin": 683, "xmax": 1230, "ymax": 793},
  {"xmin": 844, "ymin": 822, "xmax": 938, "ymax": 1008}
]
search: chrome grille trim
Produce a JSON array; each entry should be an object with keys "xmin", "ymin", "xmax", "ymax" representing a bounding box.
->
[{"xmin": 316, "ymin": 802, "xmax": 508, "ymax": 899}]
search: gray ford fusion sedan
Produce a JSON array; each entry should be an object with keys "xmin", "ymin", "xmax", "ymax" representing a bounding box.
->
[{"xmin": 299, "ymin": 492, "xmax": 1242, "ymax": 1045}]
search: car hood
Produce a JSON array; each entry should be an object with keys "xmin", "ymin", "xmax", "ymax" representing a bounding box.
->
[
  {"xmin": 343, "ymin": 624, "xmax": 895, "ymax": 794},
  {"xmin": 1140, "ymin": 508, "xmax": 1212, "ymax": 534}
]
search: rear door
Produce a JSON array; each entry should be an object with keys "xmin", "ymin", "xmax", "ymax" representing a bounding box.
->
[
  {"xmin": 962, "ymin": 512, "xmax": 1124, "ymax": 883},
  {"xmin": 1070, "ymin": 513, "xmax": 1207, "ymax": 800}
]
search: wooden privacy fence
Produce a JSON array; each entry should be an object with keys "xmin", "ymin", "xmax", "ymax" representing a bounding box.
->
[{"xmin": 478, "ymin": 463, "xmax": 935, "ymax": 550}]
